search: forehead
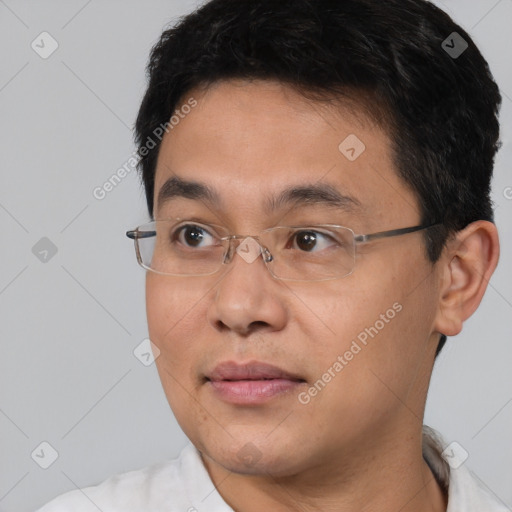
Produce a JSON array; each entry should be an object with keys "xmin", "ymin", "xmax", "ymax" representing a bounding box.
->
[{"xmin": 153, "ymin": 80, "xmax": 419, "ymax": 225}]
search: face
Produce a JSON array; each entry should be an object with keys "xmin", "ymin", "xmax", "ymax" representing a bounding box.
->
[{"xmin": 146, "ymin": 79, "xmax": 442, "ymax": 478}]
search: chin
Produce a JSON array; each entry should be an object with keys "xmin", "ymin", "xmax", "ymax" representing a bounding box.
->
[{"xmin": 202, "ymin": 439, "xmax": 304, "ymax": 477}]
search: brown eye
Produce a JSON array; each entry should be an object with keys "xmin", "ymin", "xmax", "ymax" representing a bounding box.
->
[
  {"xmin": 294, "ymin": 231, "xmax": 318, "ymax": 252},
  {"xmin": 173, "ymin": 224, "xmax": 215, "ymax": 248},
  {"xmin": 290, "ymin": 230, "xmax": 338, "ymax": 252}
]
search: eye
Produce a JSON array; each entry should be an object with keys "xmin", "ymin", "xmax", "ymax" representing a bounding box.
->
[
  {"xmin": 289, "ymin": 229, "xmax": 339, "ymax": 252},
  {"xmin": 172, "ymin": 224, "xmax": 217, "ymax": 248}
]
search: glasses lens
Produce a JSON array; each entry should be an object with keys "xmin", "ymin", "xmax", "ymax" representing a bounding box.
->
[
  {"xmin": 263, "ymin": 225, "xmax": 356, "ymax": 281},
  {"xmin": 133, "ymin": 221, "xmax": 356, "ymax": 281},
  {"xmin": 136, "ymin": 220, "xmax": 227, "ymax": 276}
]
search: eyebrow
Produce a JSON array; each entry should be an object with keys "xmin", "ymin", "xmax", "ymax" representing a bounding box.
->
[{"xmin": 156, "ymin": 176, "xmax": 362, "ymax": 215}]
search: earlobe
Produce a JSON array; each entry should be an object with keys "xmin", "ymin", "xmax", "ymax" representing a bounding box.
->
[{"xmin": 433, "ymin": 221, "xmax": 500, "ymax": 337}]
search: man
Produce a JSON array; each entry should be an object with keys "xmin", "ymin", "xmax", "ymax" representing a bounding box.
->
[{"xmin": 37, "ymin": 0, "xmax": 506, "ymax": 510}]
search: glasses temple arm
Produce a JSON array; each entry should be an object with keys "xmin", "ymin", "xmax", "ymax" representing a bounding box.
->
[
  {"xmin": 126, "ymin": 230, "xmax": 156, "ymax": 240},
  {"xmin": 354, "ymin": 223, "xmax": 441, "ymax": 243}
]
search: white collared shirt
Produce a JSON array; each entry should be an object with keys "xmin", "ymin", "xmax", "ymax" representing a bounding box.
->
[{"xmin": 36, "ymin": 427, "xmax": 509, "ymax": 511}]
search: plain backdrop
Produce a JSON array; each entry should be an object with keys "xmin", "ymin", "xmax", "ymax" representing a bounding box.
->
[{"xmin": 0, "ymin": 1, "xmax": 511, "ymax": 510}]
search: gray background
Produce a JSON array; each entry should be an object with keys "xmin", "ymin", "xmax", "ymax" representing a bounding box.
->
[{"xmin": 0, "ymin": 1, "xmax": 510, "ymax": 510}]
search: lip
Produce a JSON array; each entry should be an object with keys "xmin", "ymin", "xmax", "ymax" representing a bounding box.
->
[
  {"xmin": 208, "ymin": 361, "xmax": 304, "ymax": 381},
  {"xmin": 205, "ymin": 361, "xmax": 306, "ymax": 404}
]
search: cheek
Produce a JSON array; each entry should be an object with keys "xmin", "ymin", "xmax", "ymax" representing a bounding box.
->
[
  {"xmin": 146, "ymin": 276, "xmax": 172, "ymax": 351},
  {"xmin": 145, "ymin": 275, "xmax": 203, "ymax": 372},
  {"xmin": 146, "ymin": 275, "xmax": 207, "ymax": 428},
  {"xmin": 316, "ymin": 254, "xmax": 437, "ymax": 398}
]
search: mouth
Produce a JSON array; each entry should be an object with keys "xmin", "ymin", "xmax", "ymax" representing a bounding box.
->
[{"xmin": 205, "ymin": 361, "xmax": 307, "ymax": 404}]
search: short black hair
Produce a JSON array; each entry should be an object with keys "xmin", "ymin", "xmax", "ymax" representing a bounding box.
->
[{"xmin": 134, "ymin": 0, "xmax": 502, "ymax": 356}]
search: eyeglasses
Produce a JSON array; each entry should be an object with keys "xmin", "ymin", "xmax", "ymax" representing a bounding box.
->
[{"xmin": 126, "ymin": 218, "xmax": 440, "ymax": 282}]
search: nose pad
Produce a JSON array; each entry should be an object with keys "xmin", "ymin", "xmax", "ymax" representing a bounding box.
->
[
  {"xmin": 222, "ymin": 239, "xmax": 236, "ymax": 265},
  {"xmin": 262, "ymin": 247, "xmax": 273, "ymax": 263}
]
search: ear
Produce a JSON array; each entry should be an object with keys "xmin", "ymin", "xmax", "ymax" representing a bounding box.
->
[{"xmin": 433, "ymin": 220, "xmax": 500, "ymax": 337}]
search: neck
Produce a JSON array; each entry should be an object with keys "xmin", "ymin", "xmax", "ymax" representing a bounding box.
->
[{"xmin": 200, "ymin": 427, "xmax": 448, "ymax": 512}]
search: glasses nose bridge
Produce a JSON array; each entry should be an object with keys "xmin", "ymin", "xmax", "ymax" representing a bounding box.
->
[{"xmin": 222, "ymin": 233, "xmax": 273, "ymax": 265}]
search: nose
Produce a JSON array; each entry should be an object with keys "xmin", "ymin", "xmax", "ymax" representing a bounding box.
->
[{"xmin": 206, "ymin": 236, "xmax": 287, "ymax": 336}]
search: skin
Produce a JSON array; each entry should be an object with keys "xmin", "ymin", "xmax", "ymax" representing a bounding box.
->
[{"xmin": 145, "ymin": 79, "xmax": 499, "ymax": 512}]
